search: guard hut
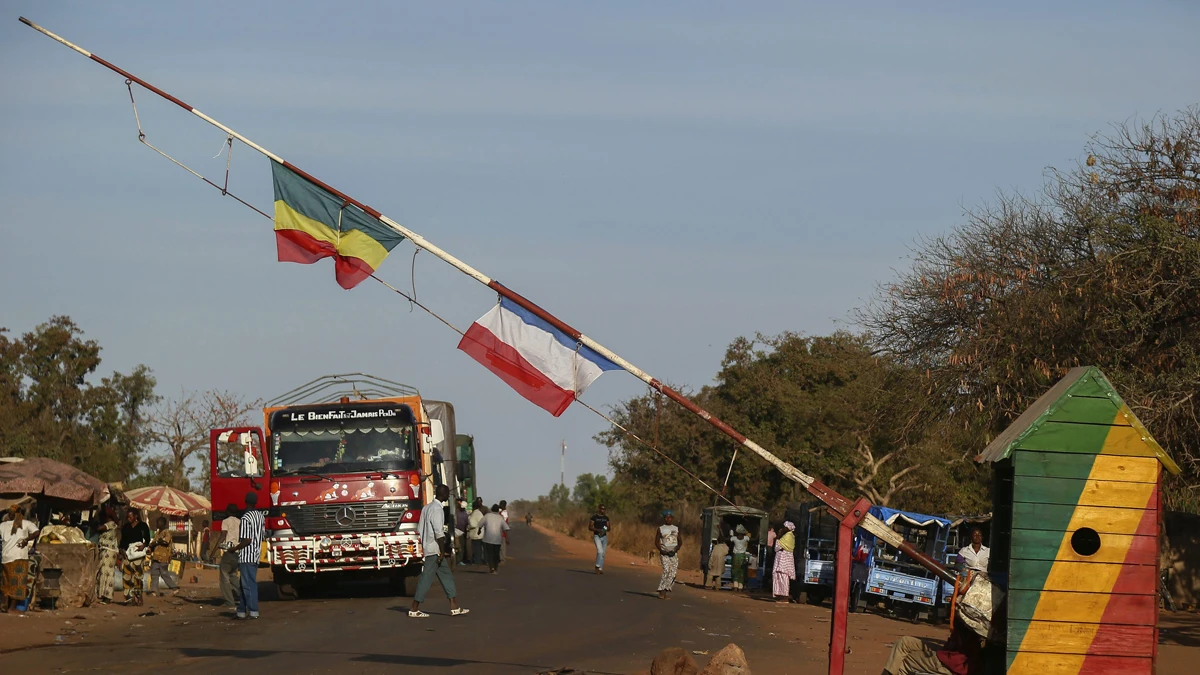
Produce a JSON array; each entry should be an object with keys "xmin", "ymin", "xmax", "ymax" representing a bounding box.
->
[{"xmin": 977, "ymin": 366, "xmax": 1180, "ymax": 675}]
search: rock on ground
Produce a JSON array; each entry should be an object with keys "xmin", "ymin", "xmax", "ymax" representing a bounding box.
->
[
  {"xmin": 698, "ymin": 643, "xmax": 750, "ymax": 675},
  {"xmin": 650, "ymin": 647, "xmax": 700, "ymax": 675}
]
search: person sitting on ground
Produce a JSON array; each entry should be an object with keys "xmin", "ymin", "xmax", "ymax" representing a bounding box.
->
[
  {"xmin": 148, "ymin": 516, "xmax": 180, "ymax": 597},
  {"xmin": 706, "ymin": 537, "xmax": 729, "ymax": 590},
  {"xmin": 881, "ymin": 618, "xmax": 982, "ymax": 675},
  {"xmin": 481, "ymin": 504, "xmax": 509, "ymax": 574}
]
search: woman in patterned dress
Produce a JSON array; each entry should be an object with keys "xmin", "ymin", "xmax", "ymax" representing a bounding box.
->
[
  {"xmin": 772, "ymin": 521, "xmax": 797, "ymax": 603},
  {"xmin": 95, "ymin": 506, "xmax": 120, "ymax": 604},
  {"xmin": 655, "ymin": 510, "xmax": 680, "ymax": 599}
]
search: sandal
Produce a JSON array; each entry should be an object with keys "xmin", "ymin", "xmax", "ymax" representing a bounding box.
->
[
  {"xmin": 451, "ymin": 608, "xmax": 470, "ymax": 616},
  {"xmin": 407, "ymin": 610, "xmax": 429, "ymax": 618}
]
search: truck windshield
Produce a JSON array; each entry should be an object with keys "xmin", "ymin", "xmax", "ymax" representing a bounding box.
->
[{"xmin": 273, "ymin": 423, "xmax": 417, "ymax": 474}]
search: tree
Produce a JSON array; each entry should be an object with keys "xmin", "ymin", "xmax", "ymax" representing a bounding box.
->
[
  {"xmin": 139, "ymin": 390, "xmax": 262, "ymax": 491},
  {"xmin": 861, "ymin": 107, "xmax": 1200, "ymax": 510},
  {"xmin": 0, "ymin": 316, "xmax": 157, "ymax": 483},
  {"xmin": 572, "ymin": 473, "xmax": 615, "ymax": 511},
  {"xmin": 597, "ymin": 332, "xmax": 986, "ymax": 515},
  {"xmin": 547, "ymin": 483, "xmax": 571, "ymax": 512}
]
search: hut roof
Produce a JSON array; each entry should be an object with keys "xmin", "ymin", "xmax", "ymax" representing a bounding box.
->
[{"xmin": 976, "ymin": 366, "xmax": 1180, "ymax": 474}]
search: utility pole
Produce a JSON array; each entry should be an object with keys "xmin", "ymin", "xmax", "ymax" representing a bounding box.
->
[{"xmin": 560, "ymin": 439, "xmax": 567, "ymax": 486}]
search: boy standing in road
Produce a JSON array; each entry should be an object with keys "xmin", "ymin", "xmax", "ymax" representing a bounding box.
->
[
  {"xmin": 409, "ymin": 484, "xmax": 469, "ymax": 618},
  {"xmin": 232, "ymin": 492, "xmax": 264, "ymax": 619},
  {"xmin": 148, "ymin": 516, "xmax": 180, "ymax": 596},
  {"xmin": 590, "ymin": 505, "xmax": 609, "ymax": 574}
]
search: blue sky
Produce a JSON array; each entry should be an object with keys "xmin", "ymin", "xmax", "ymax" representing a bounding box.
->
[{"xmin": 3, "ymin": 2, "xmax": 1198, "ymax": 501}]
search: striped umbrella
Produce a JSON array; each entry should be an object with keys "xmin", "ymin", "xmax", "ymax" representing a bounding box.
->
[{"xmin": 125, "ymin": 486, "xmax": 211, "ymax": 517}]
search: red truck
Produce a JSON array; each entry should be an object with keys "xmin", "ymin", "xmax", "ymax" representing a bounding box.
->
[{"xmin": 209, "ymin": 374, "xmax": 440, "ymax": 599}]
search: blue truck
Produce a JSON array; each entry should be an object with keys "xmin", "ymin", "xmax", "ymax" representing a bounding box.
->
[
  {"xmin": 851, "ymin": 506, "xmax": 952, "ymax": 622},
  {"xmin": 796, "ymin": 504, "xmax": 838, "ymax": 604}
]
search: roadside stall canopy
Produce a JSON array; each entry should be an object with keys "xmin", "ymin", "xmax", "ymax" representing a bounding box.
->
[
  {"xmin": 872, "ymin": 506, "xmax": 951, "ymax": 530},
  {"xmin": 0, "ymin": 456, "xmax": 108, "ymax": 508},
  {"xmin": 125, "ymin": 485, "xmax": 210, "ymax": 517}
]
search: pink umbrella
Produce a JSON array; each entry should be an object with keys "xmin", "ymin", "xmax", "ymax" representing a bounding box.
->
[{"xmin": 125, "ymin": 486, "xmax": 211, "ymax": 517}]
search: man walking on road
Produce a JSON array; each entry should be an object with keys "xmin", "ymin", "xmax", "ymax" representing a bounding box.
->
[
  {"xmin": 232, "ymin": 493, "xmax": 264, "ymax": 620},
  {"xmin": 499, "ymin": 500, "xmax": 509, "ymax": 563},
  {"xmin": 481, "ymin": 504, "xmax": 509, "ymax": 574},
  {"xmin": 590, "ymin": 505, "xmax": 609, "ymax": 574},
  {"xmin": 409, "ymin": 485, "xmax": 469, "ymax": 618}
]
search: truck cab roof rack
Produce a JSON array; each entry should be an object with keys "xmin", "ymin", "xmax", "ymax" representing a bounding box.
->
[{"xmin": 267, "ymin": 373, "xmax": 420, "ymax": 407}]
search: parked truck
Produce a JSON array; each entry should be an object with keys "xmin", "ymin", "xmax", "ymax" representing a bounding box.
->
[{"xmin": 209, "ymin": 374, "xmax": 441, "ymax": 599}]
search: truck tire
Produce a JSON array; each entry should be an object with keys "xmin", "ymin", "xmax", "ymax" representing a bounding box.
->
[
  {"xmin": 390, "ymin": 571, "xmax": 420, "ymax": 597},
  {"xmin": 276, "ymin": 581, "xmax": 299, "ymax": 601}
]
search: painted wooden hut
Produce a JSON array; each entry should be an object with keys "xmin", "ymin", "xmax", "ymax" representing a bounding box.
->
[{"xmin": 977, "ymin": 366, "xmax": 1180, "ymax": 675}]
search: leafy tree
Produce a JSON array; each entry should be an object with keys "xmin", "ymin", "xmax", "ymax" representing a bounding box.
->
[
  {"xmin": 571, "ymin": 473, "xmax": 615, "ymax": 511},
  {"xmin": 861, "ymin": 107, "xmax": 1200, "ymax": 510},
  {"xmin": 137, "ymin": 389, "xmax": 262, "ymax": 491},
  {"xmin": 0, "ymin": 316, "xmax": 157, "ymax": 483},
  {"xmin": 547, "ymin": 483, "xmax": 571, "ymax": 512}
]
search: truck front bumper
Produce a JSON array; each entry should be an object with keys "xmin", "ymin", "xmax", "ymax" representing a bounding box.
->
[{"xmin": 269, "ymin": 532, "xmax": 423, "ymax": 573}]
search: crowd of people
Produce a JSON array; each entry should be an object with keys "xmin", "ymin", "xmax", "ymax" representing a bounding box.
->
[{"xmin": 0, "ymin": 501, "xmax": 194, "ymax": 613}]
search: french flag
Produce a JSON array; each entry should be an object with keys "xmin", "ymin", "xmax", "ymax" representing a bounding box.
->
[{"xmin": 458, "ymin": 298, "xmax": 621, "ymax": 416}]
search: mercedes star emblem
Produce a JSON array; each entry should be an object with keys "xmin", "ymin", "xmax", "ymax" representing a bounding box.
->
[{"xmin": 334, "ymin": 506, "xmax": 355, "ymax": 527}]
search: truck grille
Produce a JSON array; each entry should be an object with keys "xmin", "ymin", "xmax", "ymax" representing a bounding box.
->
[{"xmin": 288, "ymin": 502, "xmax": 409, "ymax": 535}]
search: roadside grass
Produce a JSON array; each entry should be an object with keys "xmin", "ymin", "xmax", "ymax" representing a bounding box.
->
[{"xmin": 538, "ymin": 509, "xmax": 703, "ymax": 570}]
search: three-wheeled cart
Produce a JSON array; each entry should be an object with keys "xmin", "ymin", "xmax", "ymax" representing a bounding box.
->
[{"xmin": 699, "ymin": 506, "xmax": 770, "ymax": 590}]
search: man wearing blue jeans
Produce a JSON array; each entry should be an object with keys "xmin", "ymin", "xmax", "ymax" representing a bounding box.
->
[
  {"xmin": 232, "ymin": 492, "xmax": 265, "ymax": 620},
  {"xmin": 409, "ymin": 485, "xmax": 469, "ymax": 618},
  {"xmin": 590, "ymin": 505, "xmax": 609, "ymax": 574}
]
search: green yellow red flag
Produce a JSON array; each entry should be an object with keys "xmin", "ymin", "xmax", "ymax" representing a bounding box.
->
[{"xmin": 271, "ymin": 161, "xmax": 404, "ymax": 289}]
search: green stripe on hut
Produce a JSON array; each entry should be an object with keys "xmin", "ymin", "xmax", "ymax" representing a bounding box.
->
[{"xmin": 976, "ymin": 366, "xmax": 1179, "ymax": 675}]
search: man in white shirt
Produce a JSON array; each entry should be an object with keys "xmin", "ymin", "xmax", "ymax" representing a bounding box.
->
[
  {"xmin": 499, "ymin": 500, "xmax": 509, "ymax": 563},
  {"xmin": 218, "ymin": 506, "xmax": 242, "ymax": 608},
  {"xmin": 408, "ymin": 485, "xmax": 469, "ymax": 618},
  {"xmin": 481, "ymin": 504, "xmax": 510, "ymax": 574},
  {"xmin": 467, "ymin": 498, "xmax": 486, "ymax": 566},
  {"xmin": 957, "ymin": 527, "xmax": 990, "ymax": 573}
]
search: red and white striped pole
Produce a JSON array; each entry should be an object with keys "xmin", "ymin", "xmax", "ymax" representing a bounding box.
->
[{"xmin": 17, "ymin": 16, "xmax": 953, "ymax": 586}]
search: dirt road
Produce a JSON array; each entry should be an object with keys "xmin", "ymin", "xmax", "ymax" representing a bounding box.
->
[
  {"xmin": 5, "ymin": 525, "xmax": 1197, "ymax": 674},
  {"xmin": 1, "ymin": 526, "xmax": 807, "ymax": 674}
]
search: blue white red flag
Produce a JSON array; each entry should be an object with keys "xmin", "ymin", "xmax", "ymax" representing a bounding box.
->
[{"xmin": 458, "ymin": 298, "xmax": 621, "ymax": 416}]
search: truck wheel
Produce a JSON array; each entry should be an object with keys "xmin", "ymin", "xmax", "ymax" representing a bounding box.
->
[
  {"xmin": 404, "ymin": 573, "xmax": 419, "ymax": 597},
  {"xmin": 276, "ymin": 581, "xmax": 299, "ymax": 601}
]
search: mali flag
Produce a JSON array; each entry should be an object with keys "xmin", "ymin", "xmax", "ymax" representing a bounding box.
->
[{"xmin": 271, "ymin": 161, "xmax": 405, "ymax": 289}]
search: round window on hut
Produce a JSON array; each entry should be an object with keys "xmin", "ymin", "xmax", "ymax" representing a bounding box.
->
[{"xmin": 1070, "ymin": 527, "xmax": 1102, "ymax": 556}]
